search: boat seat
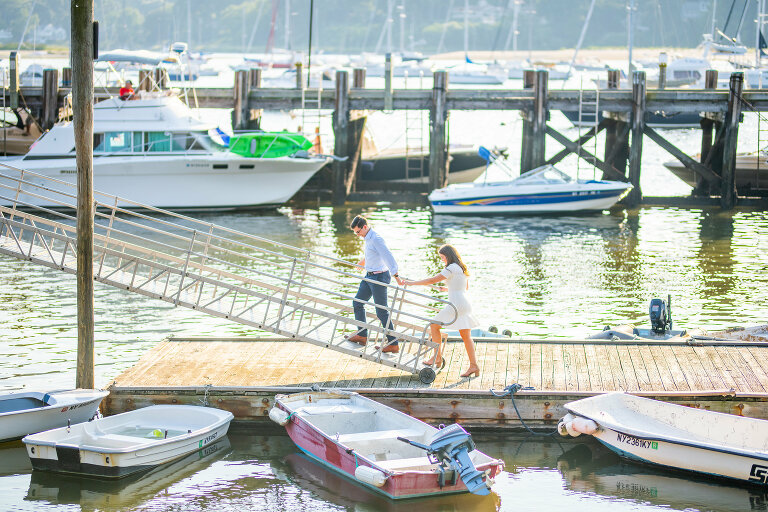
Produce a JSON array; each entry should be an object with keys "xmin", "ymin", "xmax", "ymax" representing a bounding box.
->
[
  {"xmin": 336, "ymin": 428, "xmax": 423, "ymax": 444},
  {"xmin": 295, "ymin": 405, "xmax": 372, "ymax": 415},
  {"xmin": 376, "ymin": 455, "xmax": 435, "ymax": 471},
  {"xmin": 79, "ymin": 433, "xmax": 156, "ymax": 450}
]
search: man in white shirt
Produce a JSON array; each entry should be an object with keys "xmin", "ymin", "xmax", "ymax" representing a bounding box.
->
[{"xmin": 346, "ymin": 215, "xmax": 400, "ymax": 353}]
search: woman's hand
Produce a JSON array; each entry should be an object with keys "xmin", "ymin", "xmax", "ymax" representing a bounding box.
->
[
  {"xmin": 438, "ymin": 286, "xmax": 448, "ymax": 292},
  {"xmin": 395, "ymin": 275, "xmax": 405, "ymax": 286}
]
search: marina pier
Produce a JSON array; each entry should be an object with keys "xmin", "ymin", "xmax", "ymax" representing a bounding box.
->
[{"xmin": 6, "ymin": 62, "xmax": 768, "ymax": 208}]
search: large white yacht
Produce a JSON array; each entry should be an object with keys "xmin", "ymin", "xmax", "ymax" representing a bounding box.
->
[{"xmin": 8, "ymin": 93, "xmax": 329, "ymax": 210}]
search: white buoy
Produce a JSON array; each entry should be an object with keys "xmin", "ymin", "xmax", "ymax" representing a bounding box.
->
[
  {"xmin": 268, "ymin": 407, "xmax": 290, "ymax": 426},
  {"xmin": 572, "ymin": 416, "xmax": 598, "ymax": 435},
  {"xmin": 355, "ymin": 465, "xmax": 388, "ymax": 487}
]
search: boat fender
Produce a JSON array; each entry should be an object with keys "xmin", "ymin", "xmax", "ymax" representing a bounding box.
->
[
  {"xmin": 355, "ymin": 465, "xmax": 388, "ymax": 487},
  {"xmin": 557, "ymin": 413, "xmax": 574, "ymax": 437},
  {"xmin": 571, "ymin": 416, "xmax": 598, "ymax": 435},
  {"xmin": 268, "ymin": 407, "xmax": 290, "ymax": 426}
]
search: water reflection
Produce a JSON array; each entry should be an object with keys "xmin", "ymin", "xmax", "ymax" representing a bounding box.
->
[
  {"xmin": 274, "ymin": 453, "xmax": 501, "ymax": 512},
  {"xmin": 0, "ymin": 442, "xmax": 32, "ymax": 476},
  {"xmin": 557, "ymin": 441, "xmax": 768, "ymax": 512}
]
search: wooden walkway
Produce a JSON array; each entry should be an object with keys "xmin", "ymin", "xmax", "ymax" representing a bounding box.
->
[
  {"xmin": 106, "ymin": 335, "xmax": 768, "ymax": 429},
  {"xmin": 114, "ymin": 337, "xmax": 768, "ymax": 393}
]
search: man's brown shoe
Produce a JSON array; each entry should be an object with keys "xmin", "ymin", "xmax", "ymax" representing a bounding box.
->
[
  {"xmin": 375, "ymin": 344, "xmax": 399, "ymax": 354},
  {"xmin": 345, "ymin": 334, "xmax": 367, "ymax": 345}
]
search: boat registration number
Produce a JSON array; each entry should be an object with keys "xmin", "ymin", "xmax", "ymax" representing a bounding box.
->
[{"xmin": 616, "ymin": 432, "xmax": 658, "ymax": 450}]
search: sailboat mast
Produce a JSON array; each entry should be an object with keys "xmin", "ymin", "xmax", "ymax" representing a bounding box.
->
[
  {"xmin": 464, "ymin": 0, "xmax": 469, "ymax": 58},
  {"xmin": 627, "ymin": 0, "xmax": 635, "ymax": 77},
  {"xmin": 757, "ymin": 0, "xmax": 766, "ymax": 67}
]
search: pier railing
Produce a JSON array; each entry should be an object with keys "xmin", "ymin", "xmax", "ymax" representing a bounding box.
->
[{"xmin": 0, "ymin": 163, "xmax": 456, "ymax": 383}]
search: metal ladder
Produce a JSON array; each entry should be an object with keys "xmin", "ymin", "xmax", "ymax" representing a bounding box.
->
[
  {"xmin": 0, "ymin": 164, "xmax": 456, "ymax": 384},
  {"xmin": 757, "ymin": 109, "xmax": 768, "ymax": 190},
  {"xmin": 403, "ymin": 71, "xmax": 426, "ymax": 182},
  {"xmin": 576, "ymin": 78, "xmax": 600, "ymax": 179},
  {"xmin": 300, "ymin": 76, "xmax": 325, "ymax": 152}
]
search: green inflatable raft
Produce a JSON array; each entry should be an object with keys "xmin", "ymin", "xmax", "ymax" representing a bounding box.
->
[{"xmin": 228, "ymin": 132, "xmax": 313, "ymax": 158}]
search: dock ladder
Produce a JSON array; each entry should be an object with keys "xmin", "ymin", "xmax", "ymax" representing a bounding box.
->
[
  {"xmin": 403, "ymin": 71, "xmax": 426, "ymax": 182},
  {"xmin": 576, "ymin": 78, "xmax": 600, "ymax": 178},
  {"xmin": 0, "ymin": 164, "xmax": 456, "ymax": 384},
  {"xmin": 756, "ymin": 109, "xmax": 768, "ymax": 191}
]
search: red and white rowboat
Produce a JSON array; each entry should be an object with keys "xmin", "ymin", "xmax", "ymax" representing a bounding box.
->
[{"xmin": 270, "ymin": 390, "xmax": 504, "ymax": 499}]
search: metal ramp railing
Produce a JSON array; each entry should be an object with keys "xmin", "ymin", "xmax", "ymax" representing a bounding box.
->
[{"xmin": 0, "ymin": 164, "xmax": 457, "ymax": 384}]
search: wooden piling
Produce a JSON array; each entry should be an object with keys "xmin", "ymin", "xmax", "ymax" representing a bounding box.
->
[
  {"xmin": 232, "ymin": 70, "xmax": 248, "ymax": 131},
  {"xmin": 332, "ymin": 70, "xmax": 350, "ymax": 204},
  {"xmin": 247, "ymin": 68, "xmax": 262, "ymax": 130},
  {"xmin": 41, "ymin": 69, "xmax": 58, "ymax": 130},
  {"xmin": 603, "ymin": 69, "xmax": 629, "ymax": 180},
  {"xmin": 695, "ymin": 70, "xmax": 718, "ymax": 197},
  {"xmin": 530, "ymin": 70, "xmax": 549, "ymax": 169},
  {"xmin": 138, "ymin": 70, "xmax": 151, "ymax": 92},
  {"xmin": 384, "ymin": 53, "xmax": 393, "ymax": 110},
  {"xmin": 520, "ymin": 70, "xmax": 535, "ymax": 173},
  {"xmin": 627, "ymin": 71, "xmax": 646, "ymax": 206},
  {"xmin": 61, "ymin": 67, "xmax": 72, "ymax": 88},
  {"xmin": 429, "ymin": 71, "xmax": 449, "ymax": 191},
  {"xmin": 295, "ymin": 62, "xmax": 303, "ymax": 89},
  {"xmin": 353, "ymin": 68, "xmax": 366, "ymax": 89},
  {"xmin": 71, "ymin": 0, "xmax": 95, "ymax": 389},
  {"xmin": 721, "ymin": 72, "xmax": 743, "ymax": 209},
  {"xmin": 9, "ymin": 52, "xmax": 19, "ymax": 109},
  {"xmin": 153, "ymin": 67, "xmax": 168, "ymax": 89}
]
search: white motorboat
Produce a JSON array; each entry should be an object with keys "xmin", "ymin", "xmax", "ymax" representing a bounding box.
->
[
  {"xmin": 5, "ymin": 94, "xmax": 330, "ymax": 210},
  {"xmin": 270, "ymin": 390, "xmax": 504, "ymax": 499},
  {"xmin": 23, "ymin": 404, "xmax": 233, "ymax": 478},
  {"xmin": 0, "ymin": 389, "xmax": 108, "ymax": 443},
  {"xmin": 428, "ymin": 150, "xmax": 632, "ymax": 215},
  {"xmin": 559, "ymin": 392, "xmax": 768, "ymax": 486}
]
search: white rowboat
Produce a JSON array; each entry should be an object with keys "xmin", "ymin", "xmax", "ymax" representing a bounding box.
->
[
  {"xmin": 23, "ymin": 405, "xmax": 233, "ymax": 478},
  {"xmin": 0, "ymin": 389, "xmax": 108, "ymax": 443},
  {"xmin": 559, "ymin": 392, "xmax": 768, "ymax": 486}
]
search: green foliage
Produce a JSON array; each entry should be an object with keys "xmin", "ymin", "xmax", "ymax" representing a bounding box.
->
[{"xmin": 2, "ymin": 0, "xmax": 758, "ymax": 54}]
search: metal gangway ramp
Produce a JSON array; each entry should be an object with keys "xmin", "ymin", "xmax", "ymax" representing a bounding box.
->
[{"xmin": 0, "ymin": 164, "xmax": 456, "ymax": 384}]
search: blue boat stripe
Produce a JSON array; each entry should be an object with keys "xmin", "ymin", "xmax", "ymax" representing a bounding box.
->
[{"xmin": 432, "ymin": 189, "xmax": 625, "ymax": 207}]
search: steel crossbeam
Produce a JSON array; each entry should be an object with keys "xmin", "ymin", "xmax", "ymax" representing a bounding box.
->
[{"xmin": 0, "ymin": 165, "xmax": 459, "ymax": 383}]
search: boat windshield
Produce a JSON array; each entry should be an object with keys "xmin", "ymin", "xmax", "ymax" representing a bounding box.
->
[{"xmin": 512, "ymin": 165, "xmax": 575, "ymax": 185}]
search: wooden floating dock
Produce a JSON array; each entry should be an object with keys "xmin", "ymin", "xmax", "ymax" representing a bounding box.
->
[{"xmin": 106, "ymin": 336, "xmax": 768, "ymax": 430}]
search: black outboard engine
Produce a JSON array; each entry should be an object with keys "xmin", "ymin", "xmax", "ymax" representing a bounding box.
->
[
  {"xmin": 649, "ymin": 295, "xmax": 673, "ymax": 334},
  {"xmin": 397, "ymin": 424, "xmax": 490, "ymax": 495}
]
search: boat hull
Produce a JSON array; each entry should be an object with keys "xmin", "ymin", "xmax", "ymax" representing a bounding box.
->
[
  {"xmin": 23, "ymin": 405, "xmax": 233, "ymax": 479},
  {"xmin": 0, "ymin": 390, "xmax": 108, "ymax": 443},
  {"xmin": 430, "ymin": 188, "xmax": 629, "ymax": 214},
  {"xmin": 282, "ymin": 408, "xmax": 501, "ymax": 499},
  {"xmin": 593, "ymin": 426, "xmax": 768, "ymax": 486},
  {"xmin": 361, "ymin": 150, "xmax": 486, "ymax": 184},
  {"xmin": 6, "ymin": 155, "xmax": 328, "ymax": 210},
  {"xmin": 663, "ymin": 155, "xmax": 768, "ymax": 193}
]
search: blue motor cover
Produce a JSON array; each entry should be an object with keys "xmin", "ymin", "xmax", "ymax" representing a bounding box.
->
[{"xmin": 426, "ymin": 424, "xmax": 489, "ymax": 495}]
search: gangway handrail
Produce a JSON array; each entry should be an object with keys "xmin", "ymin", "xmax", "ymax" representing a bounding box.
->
[{"xmin": 0, "ymin": 162, "xmax": 460, "ymax": 383}]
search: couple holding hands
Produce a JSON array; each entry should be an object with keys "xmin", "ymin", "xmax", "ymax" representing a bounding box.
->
[{"xmin": 345, "ymin": 215, "xmax": 480, "ymax": 379}]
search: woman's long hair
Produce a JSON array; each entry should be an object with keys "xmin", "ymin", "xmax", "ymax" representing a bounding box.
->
[{"xmin": 438, "ymin": 245, "xmax": 469, "ymax": 276}]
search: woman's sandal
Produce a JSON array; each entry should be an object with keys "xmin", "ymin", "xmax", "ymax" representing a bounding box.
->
[
  {"xmin": 423, "ymin": 358, "xmax": 446, "ymax": 370},
  {"xmin": 460, "ymin": 365, "xmax": 480, "ymax": 378}
]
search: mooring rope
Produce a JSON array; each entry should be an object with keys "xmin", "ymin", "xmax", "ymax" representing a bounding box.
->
[{"xmin": 489, "ymin": 384, "xmax": 559, "ymax": 436}]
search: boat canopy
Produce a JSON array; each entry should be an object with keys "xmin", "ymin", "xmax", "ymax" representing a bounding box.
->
[{"xmin": 97, "ymin": 49, "xmax": 179, "ymax": 66}]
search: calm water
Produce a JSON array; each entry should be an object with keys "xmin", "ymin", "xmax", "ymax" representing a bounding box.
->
[
  {"xmin": 2, "ymin": 59, "xmax": 768, "ymax": 510},
  {"xmin": 1, "ymin": 432, "xmax": 765, "ymax": 512}
]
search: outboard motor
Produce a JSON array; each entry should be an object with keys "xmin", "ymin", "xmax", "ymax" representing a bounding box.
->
[
  {"xmin": 649, "ymin": 295, "xmax": 673, "ymax": 334},
  {"xmin": 398, "ymin": 424, "xmax": 490, "ymax": 495}
]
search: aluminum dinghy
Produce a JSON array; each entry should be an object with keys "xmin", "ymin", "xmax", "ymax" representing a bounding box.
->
[
  {"xmin": 270, "ymin": 390, "xmax": 504, "ymax": 499},
  {"xmin": 0, "ymin": 389, "xmax": 108, "ymax": 443},
  {"xmin": 23, "ymin": 405, "xmax": 233, "ymax": 478},
  {"xmin": 559, "ymin": 392, "xmax": 768, "ymax": 486}
]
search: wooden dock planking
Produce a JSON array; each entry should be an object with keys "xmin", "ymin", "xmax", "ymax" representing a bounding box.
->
[{"xmin": 107, "ymin": 337, "xmax": 768, "ymax": 428}]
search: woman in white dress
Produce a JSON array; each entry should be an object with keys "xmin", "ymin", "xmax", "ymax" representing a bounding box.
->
[{"xmin": 396, "ymin": 245, "xmax": 481, "ymax": 378}]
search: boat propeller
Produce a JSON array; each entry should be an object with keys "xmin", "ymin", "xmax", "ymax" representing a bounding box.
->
[{"xmin": 397, "ymin": 424, "xmax": 490, "ymax": 495}]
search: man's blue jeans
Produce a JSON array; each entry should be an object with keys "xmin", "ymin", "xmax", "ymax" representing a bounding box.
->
[{"xmin": 353, "ymin": 271, "xmax": 396, "ymax": 343}]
